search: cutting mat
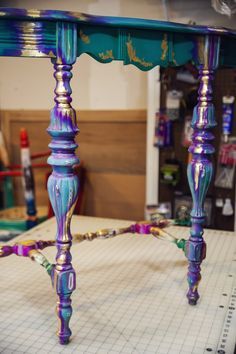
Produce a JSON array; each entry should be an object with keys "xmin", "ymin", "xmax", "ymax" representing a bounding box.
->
[{"xmin": 0, "ymin": 216, "xmax": 235, "ymax": 354}]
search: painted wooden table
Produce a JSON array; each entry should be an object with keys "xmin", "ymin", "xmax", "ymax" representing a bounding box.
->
[{"xmin": 0, "ymin": 7, "xmax": 236, "ymax": 345}]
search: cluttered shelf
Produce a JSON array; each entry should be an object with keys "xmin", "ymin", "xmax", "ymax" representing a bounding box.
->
[{"xmin": 154, "ymin": 66, "xmax": 236, "ymax": 231}]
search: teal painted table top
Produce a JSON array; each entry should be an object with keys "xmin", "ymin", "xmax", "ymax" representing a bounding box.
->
[{"xmin": 0, "ymin": 7, "xmax": 236, "ymax": 69}]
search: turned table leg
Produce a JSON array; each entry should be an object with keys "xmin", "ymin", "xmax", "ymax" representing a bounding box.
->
[
  {"xmin": 47, "ymin": 22, "xmax": 78, "ymax": 344},
  {"xmin": 186, "ymin": 35, "xmax": 220, "ymax": 305}
]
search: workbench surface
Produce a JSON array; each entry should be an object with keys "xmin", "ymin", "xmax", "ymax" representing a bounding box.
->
[{"xmin": 0, "ymin": 216, "xmax": 235, "ymax": 354}]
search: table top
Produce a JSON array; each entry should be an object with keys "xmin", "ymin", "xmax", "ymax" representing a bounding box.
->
[
  {"xmin": 0, "ymin": 216, "xmax": 235, "ymax": 353},
  {"xmin": 0, "ymin": 7, "xmax": 236, "ymax": 70},
  {"xmin": 1, "ymin": 7, "xmax": 236, "ymax": 37}
]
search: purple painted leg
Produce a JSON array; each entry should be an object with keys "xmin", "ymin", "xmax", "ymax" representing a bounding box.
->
[
  {"xmin": 47, "ymin": 22, "xmax": 78, "ymax": 344},
  {"xmin": 186, "ymin": 35, "xmax": 220, "ymax": 305}
]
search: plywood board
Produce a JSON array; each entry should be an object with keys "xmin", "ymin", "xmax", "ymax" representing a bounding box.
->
[{"xmin": 0, "ymin": 110, "xmax": 146, "ymax": 220}]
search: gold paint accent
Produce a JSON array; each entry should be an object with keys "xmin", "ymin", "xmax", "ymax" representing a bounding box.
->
[
  {"xmin": 26, "ymin": 9, "xmax": 41, "ymax": 18},
  {"xmin": 171, "ymin": 50, "xmax": 178, "ymax": 66},
  {"xmin": 192, "ymin": 280, "xmax": 200, "ymax": 292},
  {"xmin": 54, "ymin": 66, "xmax": 73, "ymax": 107},
  {"xmin": 194, "ymin": 146, "xmax": 203, "ymax": 154},
  {"xmin": 150, "ymin": 226, "xmax": 176, "ymax": 242},
  {"xmin": 197, "ymin": 36, "xmax": 209, "ymax": 69},
  {"xmin": 161, "ymin": 34, "xmax": 168, "ymax": 61},
  {"xmin": 64, "ymin": 197, "xmax": 78, "ymax": 243},
  {"xmin": 48, "ymin": 50, "xmax": 55, "ymax": 58},
  {"xmin": 192, "ymin": 285, "xmax": 197, "ymax": 292},
  {"xmin": 29, "ymin": 250, "xmax": 51, "ymax": 269},
  {"xmin": 20, "ymin": 49, "xmax": 48, "ymax": 57},
  {"xmin": 79, "ymin": 30, "xmax": 90, "ymax": 44},
  {"xmin": 22, "ymin": 22, "xmax": 37, "ymax": 49},
  {"xmin": 98, "ymin": 49, "xmax": 114, "ymax": 60},
  {"xmin": 70, "ymin": 12, "xmax": 89, "ymax": 21},
  {"xmin": 55, "ymin": 244, "xmax": 71, "ymax": 271},
  {"xmin": 57, "ymin": 252, "xmax": 67, "ymax": 265},
  {"xmin": 196, "ymin": 135, "xmax": 204, "ymax": 142},
  {"xmin": 17, "ymin": 240, "xmax": 35, "ymax": 246},
  {"xmin": 20, "ymin": 22, "xmax": 46, "ymax": 57},
  {"xmin": 126, "ymin": 35, "xmax": 152, "ymax": 68},
  {"xmin": 21, "ymin": 21, "xmax": 38, "ymax": 31},
  {"xmin": 194, "ymin": 162, "xmax": 201, "ymax": 191},
  {"xmin": 74, "ymin": 226, "xmax": 130, "ymax": 242}
]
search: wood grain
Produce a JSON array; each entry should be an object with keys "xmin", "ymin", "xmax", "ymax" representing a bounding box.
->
[
  {"xmin": 1, "ymin": 109, "xmax": 147, "ymax": 220},
  {"xmin": 84, "ymin": 172, "xmax": 146, "ymax": 220}
]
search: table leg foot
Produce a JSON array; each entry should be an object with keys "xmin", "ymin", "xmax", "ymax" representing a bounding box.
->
[
  {"xmin": 57, "ymin": 294, "xmax": 73, "ymax": 344},
  {"xmin": 187, "ymin": 261, "xmax": 201, "ymax": 305}
]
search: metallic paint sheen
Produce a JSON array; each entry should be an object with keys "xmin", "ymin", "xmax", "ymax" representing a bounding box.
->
[{"xmin": 0, "ymin": 7, "xmax": 235, "ymax": 345}]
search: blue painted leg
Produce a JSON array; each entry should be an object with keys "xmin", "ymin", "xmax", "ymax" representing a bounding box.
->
[
  {"xmin": 47, "ymin": 22, "xmax": 78, "ymax": 344},
  {"xmin": 186, "ymin": 35, "xmax": 220, "ymax": 305}
]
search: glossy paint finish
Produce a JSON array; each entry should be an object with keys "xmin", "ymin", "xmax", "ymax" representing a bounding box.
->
[
  {"xmin": 0, "ymin": 8, "xmax": 236, "ymax": 69},
  {"xmin": 0, "ymin": 219, "xmax": 186, "ymax": 257},
  {"xmin": 47, "ymin": 22, "xmax": 78, "ymax": 344},
  {"xmin": 0, "ymin": 7, "xmax": 236, "ymax": 35},
  {"xmin": 0, "ymin": 239, "xmax": 55, "ymax": 257},
  {"xmin": 0, "ymin": 239, "xmax": 55, "ymax": 277},
  {"xmin": 0, "ymin": 7, "xmax": 235, "ymax": 345},
  {"xmin": 187, "ymin": 35, "xmax": 220, "ymax": 305}
]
